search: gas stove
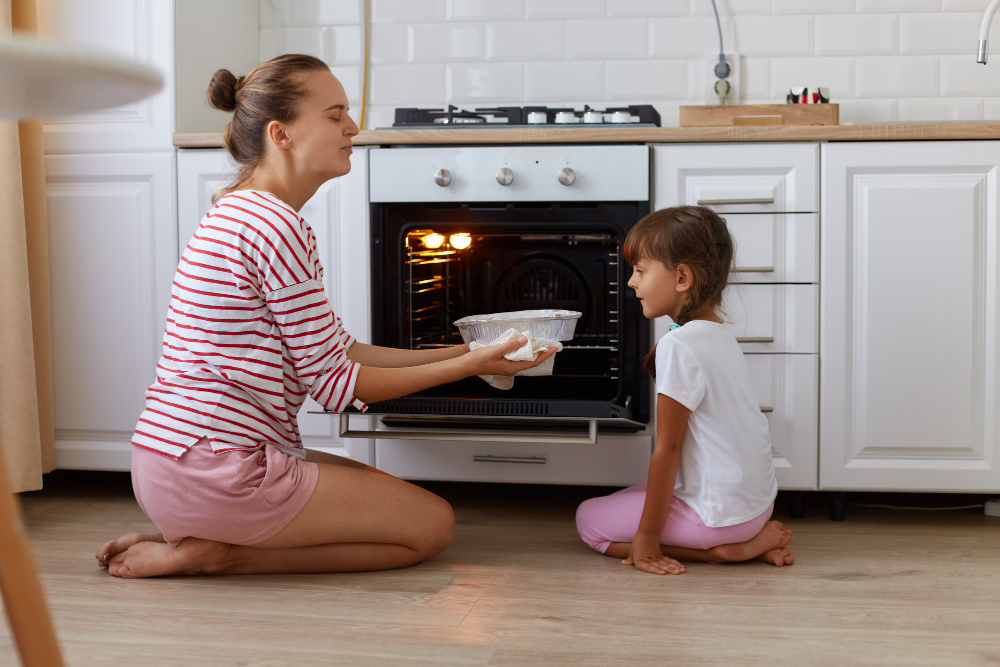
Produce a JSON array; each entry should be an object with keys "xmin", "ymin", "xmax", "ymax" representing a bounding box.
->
[{"xmin": 391, "ymin": 104, "xmax": 661, "ymax": 128}]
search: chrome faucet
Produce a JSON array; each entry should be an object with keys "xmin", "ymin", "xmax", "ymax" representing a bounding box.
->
[{"xmin": 978, "ymin": 0, "xmax": 1000, "ymax": 63}]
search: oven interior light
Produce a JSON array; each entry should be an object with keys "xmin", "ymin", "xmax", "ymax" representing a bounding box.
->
[
  {"xmin": 449, "ymin": 233, "xmax": 472, "ymax": 250},
  {"xmin": 422, "ymin": 233, "xmax": 446, "ymax": 249}
]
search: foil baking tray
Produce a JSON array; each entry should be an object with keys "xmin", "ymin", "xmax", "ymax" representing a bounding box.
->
[{"xmin": 453, "ymin": 309, "xmax": 582, "ymax": 345}]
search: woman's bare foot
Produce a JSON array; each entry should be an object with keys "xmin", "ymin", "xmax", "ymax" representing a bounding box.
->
[
  {"xmin": 756, "ymin": 546, "xmax": 795, "ymax": 566},
  {"xmin": 105, "ymin": 537, "xmax": 234, "ymax": 578},
  {"xmin": 96, "ymin": 531, "xmax": 165, "ymax": 568},
  {"xmin": 706, "ymin": 521, "xmax": 792, "ymax": 563}
]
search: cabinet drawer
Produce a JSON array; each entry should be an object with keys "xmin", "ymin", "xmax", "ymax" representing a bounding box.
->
[
  {"xmin": 723, "ymin": 284, "xmax": 818, "ymax": 353},
  {"xmin": 728, "ymin": 213, "xmax": 817, "ymax": 283},
  {"xmin": 745, "ymin": 354, "xmax": 818, "ymax": 490},
  {"xmin": 653, "ymin": 143, "xmax": 818, "ymax": 213},
  {"xmin": 375, "ymin": 433, "xmax": 652, "ymax": 486}
]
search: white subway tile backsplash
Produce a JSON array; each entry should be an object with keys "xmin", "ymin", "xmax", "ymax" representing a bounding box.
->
[
  {"xmin": 606, "ymin": 59, "xmax": 686, "ymax": 99},
  {"xmin": 487, "ymin": 21, "xmax": 566, "ymax": 61},
  {"xmin": 898, "ymin": 97, "xmax": 982, "ymax": 120},
  {"xmin": 941, "ymin": 56, "xmax": 1000, "ymax": 96},
  {"xmin": 261, "ymin": 0, "xmax": 360, "ymax": 28},
  {"xmin": 607, "ymin": 0, "xmax": 686, "ymax": 17},
  {"xmin": 771, "ymin": 57, "xmax": 854, "ymax": 100},
  {"xmin": 856, "ymin": 56, "xmax": 938, "ymax": 97},
  {"xmin": 447, "ymin": 63, "xmax": 525, "ymax": 101},
  {"xmin": 942, "ymin": 0, "xmax": 987, "ymax": 8},
  {"xmin": 329, "ymin": 26, "xmax": 362, "ymax": 65},
  {"xmin": 330, "ymin": 65, "xmax": 361, "ymax": 101},
  {"xmin": 900, "ymin": 13, "xmax": 980, "ymax": 54},
  {"xmin": 526, "ymin": 61, "xmax": 605, "ymax": 101},
  {"xmin": 447, "ymin": 0, "xmax": 526, "ymax": 21},
  {"xmin": 741, "ymin": 57, "xmax": 771, "ymax": 99},
  {"xmin": 526, "ymin": 0, "xmax": 605, "ymax": 19},
  {"xmin": 857, "ymin": 0, "xmax": 939, "ymax": 10},
  {"xmin": 370, "ymin": 25, "xmax": 408, "ymax": 64},
  {"xmin": 567, "ymin": 19, "xmax": 648, "ymax": 59},
  {"xmin": 734, "ymin": 15, "xmax": 815, "ymax": 56},
  {"xmin": 837, "ymin": 97, "xmax": 898, "ymax": 123},
  {"xmin": 688, "ymin": 0, "xmax": 771, "ymax": 15},
  {"xmin": 816, "ymin": 14, "xmax": 898, "ymax": 56},
  {"xmin": 408, "ymin": 23, "xmax": 486, "ymax": 62},
  {"xmin": 260, "ymin": 26, "xmax": 326, "ymax": 62},
  {"xmin": 649, "ymin": 17, "xmax": 735, "ymax": 57},
  {"xmin": 687, "ymin": 57, "xmax": 708, "ymax": 99},
  {"xmin": 371, "ymin": 64, "xmax": 446, "ymax": 104},
  {"xmin": 372, "ymin": 0, "xmax": 446, "ymax": 23},
  {"xmin": 984, "ymin": 98, "xmax": 1000, "ymax": 120},
  {"xmin": 773, "ymin": 0, "xmax": 854, "ymax": 13}
]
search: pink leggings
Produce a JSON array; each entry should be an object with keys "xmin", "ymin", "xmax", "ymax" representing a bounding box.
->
[{"xmin": 575, "ymin": 483, "xmax": 775, "ymax": 554}]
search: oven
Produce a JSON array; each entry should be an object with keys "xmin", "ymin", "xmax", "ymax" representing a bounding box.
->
[{"xmin": 341, "ymin": 144, "xmax": 651, "ymax": 446}]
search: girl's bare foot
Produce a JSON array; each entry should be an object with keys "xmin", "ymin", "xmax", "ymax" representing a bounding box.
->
[
  {"xmin": 105, "ymin": 537, "xmax": 234, "ymax": 578},
  {"xmin": 756, "ymin": 546, "xmax": 795, "ymax": 566},
  {"xmin": 706, "ymin": 521, "xmax": 792, "ymax": 563},
  {"xmin": 96, "ymin": 531, "xmax": 165, "ymax": 568}
]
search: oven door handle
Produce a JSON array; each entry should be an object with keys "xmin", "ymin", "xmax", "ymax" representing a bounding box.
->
[{"xmin": 338, "ymin": 414, "xmax": 599, "ymax": 445}]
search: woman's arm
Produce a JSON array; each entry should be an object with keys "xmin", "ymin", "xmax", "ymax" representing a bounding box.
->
[
  {"xmin": 346, "ymin": 342, "xmax": 468, "ymax": 368},
  {"xmin": 351, "ymin": 335, "xmax": 557, "ymax": 404},
  {"xmin": 625, "ymin": 393, "xmax": 690, "ymax": 574}
]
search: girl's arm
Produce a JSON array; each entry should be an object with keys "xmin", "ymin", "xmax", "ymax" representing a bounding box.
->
[
  {"xmin": 625, "ymin": 393, "xmax": 690, "ymax": 574},
  {"xmin": 346, "ymin": 342, "xmax": 469, "ymax": 368},
  {"xmin": 351, "ymin": 335, "xmax": 557, "ymax": 405}
]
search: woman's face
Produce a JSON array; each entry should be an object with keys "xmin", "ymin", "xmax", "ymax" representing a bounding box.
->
[{"xmin": 286, "ymin": 70, "xmax": 359, "ymax": 181}]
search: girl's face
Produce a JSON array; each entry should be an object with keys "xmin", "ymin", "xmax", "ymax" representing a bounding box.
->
[
  {"xmin": 627, "ymin": 256, "xmax": 691, "ymax": 320},
  {"xmin": 284, "ymin": 70, "xmax": 359, "ymax": 181}
]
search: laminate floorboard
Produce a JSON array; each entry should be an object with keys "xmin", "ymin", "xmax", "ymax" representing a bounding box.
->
[{"xmin": 2, "ymin": 471, "xmax": 998, "ymax": 666}]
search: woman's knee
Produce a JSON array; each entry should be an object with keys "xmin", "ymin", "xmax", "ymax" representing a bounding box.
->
[{"xmin": 413, "ymin": 494, "xmax": 454, "ymax": 559}]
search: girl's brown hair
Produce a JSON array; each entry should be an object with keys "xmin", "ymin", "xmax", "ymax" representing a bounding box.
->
[
  {"xmin": 207, "ymin": 54, "xmax": 331, "ymax": 202},
  {"xmin": 623, "ymin": 205, "xmax": 735, "ymax": 377}
]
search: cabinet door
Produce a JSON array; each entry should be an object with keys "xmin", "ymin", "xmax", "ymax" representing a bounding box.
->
[
  {"xmin": 653, "ymin": 143, "xmax": 819, "ymax": 214},
  {"xmin": 41, "ymin": 0, "xmax": 174, "ymax": 152},
  {"xmin": 821, "ymin": 142, "xmax": 1000, "ymax": 491},
  {"xmin": 176, "ymin": 148, "xmax": 374, "ymax": 464},
  {"xmin": 47, "ymin": 153, "xmax": 176, "ymax": 470}
]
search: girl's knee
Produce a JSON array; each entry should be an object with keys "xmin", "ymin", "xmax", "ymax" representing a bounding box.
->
[{"xmin": 575, "ymin": 498, "xmax": 607, "ymax": 552}]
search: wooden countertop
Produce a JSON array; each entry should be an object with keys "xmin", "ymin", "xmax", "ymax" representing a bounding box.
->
[{"xmin": 174, "ymin": 121, "xmax": 1000, "ymax": 148}]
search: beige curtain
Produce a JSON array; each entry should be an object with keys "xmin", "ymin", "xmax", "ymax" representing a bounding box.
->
[{"xmin": 0, "ymin": 0, "xmax": 56, "ymax": 493}]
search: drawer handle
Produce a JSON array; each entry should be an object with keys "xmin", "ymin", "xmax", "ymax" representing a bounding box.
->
[
  {"xmin": 737, "ymin": 336, "xmax": 775, "ymax": 343},
  {"xmin": 760, "ymin": 406, "xmax": 774, "ymax": 413},
  {"xmin": 473, "ymin": 455, "xmax": 547, "ymax": 465},
  {"xmin": 696, "ymin": 197, "xmax": 775, "ymax": 206},
  {"xmin": 338, "ymin": 414, "xmax": 598, "ymax": 445},
  {"xmin": 731, "ymin": 266, "xmax": 775, "ymax": 273}
]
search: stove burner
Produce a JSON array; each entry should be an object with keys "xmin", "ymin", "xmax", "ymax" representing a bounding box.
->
[{"xmin": 393, "ymin": 104, "xmax": 660, "ymax": 127}]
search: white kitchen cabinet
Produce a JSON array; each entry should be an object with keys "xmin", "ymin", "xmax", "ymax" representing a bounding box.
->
[
  {"xmin": 176, "ymin": 147, "xmax": 374, "ymax": 464},
  {"xmin": 722, "ymin": 284, "xmax": 819, "ymax": 354},
  {"xmin": 821, "ymin": 141, "xmax": 1000, "ymax": 492},
  {"xmin": 727, "ymin": 213, "xmax": 818, "ymax": 283},
  {"xmin": 41, "ymin": 0, "xmax": 175, "ymax": 153},
  {"xmin": 46, "ymin": 152, "xmax": 176, "ymax": 470}
]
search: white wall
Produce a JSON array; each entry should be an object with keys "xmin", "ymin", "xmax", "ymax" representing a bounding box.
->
[{"xmin": 258, "ymin": 0, "xmax": 1000, "ymax": 128}]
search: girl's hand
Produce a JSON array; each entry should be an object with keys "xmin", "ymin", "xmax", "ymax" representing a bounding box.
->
[
  {"xmin": 623, "ymin": 533, "xmax": 686, "ymax": 575},
  {"xmin": 464, "ymin": 335, "xmax": 558, "ymax": 377}
]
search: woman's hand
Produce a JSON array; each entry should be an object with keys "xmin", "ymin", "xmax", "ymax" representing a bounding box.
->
[
  {"xmin": 463, "ymin": 335, "xmax": 558, "ymax": 377},
  {"xmin": 623, "ymin": 532, "xmax": 686, "ymax": 575}
]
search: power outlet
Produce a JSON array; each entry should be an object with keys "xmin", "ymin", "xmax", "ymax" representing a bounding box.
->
[{"xmin": 707, "ymin": 52, "xmax": 740, "ymax": 105}]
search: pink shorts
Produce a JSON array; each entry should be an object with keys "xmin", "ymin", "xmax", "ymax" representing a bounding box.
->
[{"xmin": 131, "ymin": 438, "xmax": 319, "ymax": 547}]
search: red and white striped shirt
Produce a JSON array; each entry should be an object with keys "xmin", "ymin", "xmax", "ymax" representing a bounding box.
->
[{"xmin": 132, "ymin": 190, "xmax": 366, "ymax": 460}]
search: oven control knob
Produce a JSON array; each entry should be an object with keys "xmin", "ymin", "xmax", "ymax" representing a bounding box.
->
[
  {"xmin": 433, "ymin": 168, "xmax": 453, "ymax": 187},
  {"xmin": 496, "ymin": 167, "xmax": 514, "ymax": 186},
  {"xmin": 558, "ymin": 167, "xmax": 576, "ymax": 186}
]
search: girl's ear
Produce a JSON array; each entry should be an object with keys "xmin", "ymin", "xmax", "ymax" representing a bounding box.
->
[
  {"xmin": 675, "ymin": 263, "xmax": 694, "ymax": 293},
  {"xmin": 266, "ymin": 120, "xmax": 292, "ymax": 149}
]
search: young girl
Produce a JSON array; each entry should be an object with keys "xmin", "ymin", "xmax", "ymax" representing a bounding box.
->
[
  {"xmin": 575, "ymin": 206, "xmax": 794, "ymax": 575},
  {"xmin": 94, "ymin": 55, "xmax": 555, "ymax": 578}
]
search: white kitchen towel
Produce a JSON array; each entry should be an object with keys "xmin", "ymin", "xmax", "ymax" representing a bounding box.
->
[{"xmin": 468, "ymin": 328, "xmax": 563, "ymax": 390}]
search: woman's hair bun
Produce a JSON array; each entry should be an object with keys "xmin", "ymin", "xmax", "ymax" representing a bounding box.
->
[{"xmin": 207, "ymin": 69, "xmax": 239, "ymax": 112}]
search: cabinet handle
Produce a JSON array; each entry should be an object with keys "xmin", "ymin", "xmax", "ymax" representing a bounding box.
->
[
  {"xmin": 760, "ymin": 406, "xmax": 774, "ymax": 413},
  {"xmin": 696, "ymin": 197, "xmax": 775, "ymax": 206},
  {"xmin": 737, "ymin": 336, "xmax": 775, "ymax": 343},
  {"xmin": 338, "ymin": 414, "xmax": 598, "ymax": 445},
  {"xmin": 731, "ymin": 266, "xmax": 775, "ymax": 273},
  {"xmin": 473, "ymin": 455, "xmax": 547, "ymax": 465}
]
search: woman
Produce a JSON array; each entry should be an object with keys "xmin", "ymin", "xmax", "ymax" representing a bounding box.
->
[{"xmin": 95, "ymin": 54, "xmax": 555, "ymax": 578}]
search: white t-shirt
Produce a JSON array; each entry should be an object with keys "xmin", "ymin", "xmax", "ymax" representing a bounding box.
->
[{"xmin": 654, "ymin": 320, "xmax": 778, "ymax": 527}]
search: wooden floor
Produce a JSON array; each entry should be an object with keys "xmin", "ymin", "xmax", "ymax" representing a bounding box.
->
[{"xmin": 2, "ymin": 471, "xmax": 999, "ymax": 666}]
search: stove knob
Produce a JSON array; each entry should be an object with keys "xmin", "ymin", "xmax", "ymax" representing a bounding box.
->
[
  {"xmin": 558, "ymin": 167, "xmax": 576, "ymax": 186},
  {"xmin": 434, "ymin": 168, "xmax": 453, "ymax": 187},
  {"xmin": 496, "ymin": 167, "xmax": 514, "ymax": 186},
  {"xmin": 527, "ymin": 111, "xmax": 548, "ymax": 124}
]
